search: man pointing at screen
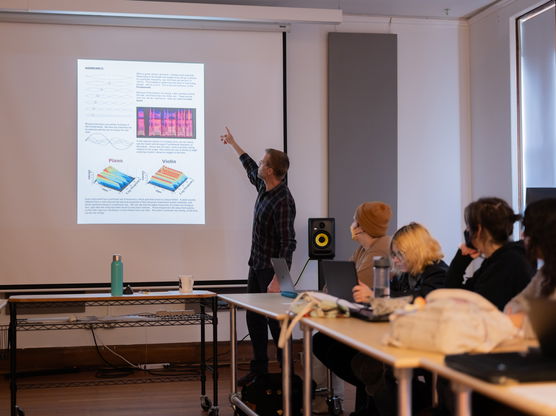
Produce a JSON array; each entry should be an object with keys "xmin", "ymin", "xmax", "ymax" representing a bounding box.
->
[{"xmin": 220, "ymin": 127, "xmax": 296, "ymax": 385}]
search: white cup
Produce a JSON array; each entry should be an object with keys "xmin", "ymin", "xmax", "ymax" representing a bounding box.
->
[{"xmin": 178, "ymin": 275, "xmax": 194, "ymax": 293}]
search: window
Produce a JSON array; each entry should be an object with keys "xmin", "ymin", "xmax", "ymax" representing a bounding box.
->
[{"xmin": 516, "ymin": 1, "xmax": 556, "ymax": 209}]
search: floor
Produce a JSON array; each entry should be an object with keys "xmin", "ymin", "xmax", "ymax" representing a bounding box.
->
[{"xmin": 0, "ymin": 363, "xmax": 356, "ymax": 416}]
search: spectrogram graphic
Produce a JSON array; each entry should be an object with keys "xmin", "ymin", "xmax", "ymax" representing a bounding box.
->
[
  {"xmin": 96, "ymin": 166, "xmax": 134, "ymax": 191},
  {"xmin": 148, "ymin": 166, "xmax": 188, "ymax": 191},
  {"xmin": 137, "ymin": 107, "xmax": 195, "ymax": 139}
]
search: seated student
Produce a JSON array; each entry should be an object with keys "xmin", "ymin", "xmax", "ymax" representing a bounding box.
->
[
  {"xmin": 349, "ymin": 201, "xmax": 392, "ymax": 287},
  {"xmin": 351, "ymin": 223, "xmax": 447, "ymax": 416},
  {"xmin": 506, "ymin": 198, "xmax": 556, "ymax": 334},
  {"xmin": 312, "ymin": 201, "xmax": 391, "ymax": 413},
  {"xmin": 437, "ymin": 198, "xmax": 536, "ymax": 416},
  {"xmin": 314, "ymin": 223, "xmax": 447, "ymax": 416},
  {"xmin": 445, "ymin": 197, "xmax": 534, "ymax": 310},
  {"xmin": 353, "ymin": 222, "xmax": 447, "ymax": 302}
]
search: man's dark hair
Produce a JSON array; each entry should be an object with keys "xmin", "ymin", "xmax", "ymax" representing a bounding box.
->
[
  {"xmin": 265, "ymin": 148, "xmax": 289, "ymax": 180},
  {"xmin": 523, "ymin": 198, "xmax": 556, "ymax": 296},
  {"xmin": 464, "ymin": 197, "xmax": 520, "ymax": 244}
]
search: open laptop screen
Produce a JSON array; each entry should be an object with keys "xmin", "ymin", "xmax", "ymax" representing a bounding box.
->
[{"xmin": 320, "ymin": 260, "xmax": 358, "ymax": 302}]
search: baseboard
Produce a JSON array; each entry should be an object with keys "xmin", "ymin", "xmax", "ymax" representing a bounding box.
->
[{"xmin": 0, "ymin": 340, "xmax": 303, "ymax": 374}]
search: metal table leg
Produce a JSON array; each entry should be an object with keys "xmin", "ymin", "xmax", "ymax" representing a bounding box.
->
[
  {"xmin": 200, "ymin": 301, "xmax": 207, "ymax": 396},
  {"xmin": 9, "ymin": 302, "xmax": 17, "ymax": 416},
  {"xmin": 230, "ymin": 304, "xmax": 237, "ymax": 393},
  {"xmin": 282, "ymin": 333, "xmax": 292, "ymax": 416},
  {"xmin": 302, "ymin": 323, "xmax": 312, "ymax": 416},
  {"xmin": 452, "ymin": 381, "xmax": 471, "ymax": 416},
  {"xmin": 394, "ymin": 367, "xmax": 413, "ymax": 416},
  {"xmin": 211, "ymin": 296, "xmax": 219, "ymax": 413}
]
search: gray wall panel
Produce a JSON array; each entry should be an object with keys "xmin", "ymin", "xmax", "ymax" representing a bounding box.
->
[{"xmin": 328, "ymin": 32, "xmax": 397, "ymax": 260}]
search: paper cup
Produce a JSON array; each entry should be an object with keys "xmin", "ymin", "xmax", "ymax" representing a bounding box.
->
[{"xmin": 178, "ymin": 275, "xmax": 194, "ymax": 293}]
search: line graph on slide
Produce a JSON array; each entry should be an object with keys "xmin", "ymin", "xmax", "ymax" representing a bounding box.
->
[{"xmin": 85, "ymin": 133, "xmax": 133, "ymax": 150}]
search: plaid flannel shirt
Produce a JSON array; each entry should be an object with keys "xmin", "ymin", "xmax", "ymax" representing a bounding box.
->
[{"xmin": 240, "ymin": 153, "xmax": 296, "ymax": 270}]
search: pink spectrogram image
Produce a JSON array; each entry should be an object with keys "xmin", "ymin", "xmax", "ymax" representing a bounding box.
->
[{"xmin": 136, "ymin": 107, "xmax": 196, "ymax": 139}]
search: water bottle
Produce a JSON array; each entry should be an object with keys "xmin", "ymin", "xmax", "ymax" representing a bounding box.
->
[
  {"xmin": 373, "ymin": 256, "xmax": 391, "ymax": 298},
  {"xmin": 111, "ymin": 254, "xmax": 123, "ymax": 296}
]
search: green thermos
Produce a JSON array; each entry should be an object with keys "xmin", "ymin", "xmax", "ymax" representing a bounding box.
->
[{"xmin": 111, "ymin": 254, "xmax": 123, "ymax": 296}]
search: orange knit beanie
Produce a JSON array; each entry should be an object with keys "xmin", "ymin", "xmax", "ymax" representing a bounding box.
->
[{"xmin": 355, "ymin": 202, "xmax": 392, "ymax": 237}]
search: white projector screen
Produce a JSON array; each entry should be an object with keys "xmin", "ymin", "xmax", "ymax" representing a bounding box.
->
[
  {"xmin": 0, "ymin": 19, "xmax": 284, "ymax": 286},
  {"xmin": 77, "ymin": 59, "xmax": 205, "ymax": 225}
]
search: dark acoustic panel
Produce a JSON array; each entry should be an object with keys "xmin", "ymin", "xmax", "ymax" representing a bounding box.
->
[{"xmin": 328, "ymin": 33, "xmax": 398, "ymax": 261}]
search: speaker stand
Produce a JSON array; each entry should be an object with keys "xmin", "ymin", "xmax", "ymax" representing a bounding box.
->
[{"xmin": 317, "ymin": 259, "xmax": 329, "ymax": 290}]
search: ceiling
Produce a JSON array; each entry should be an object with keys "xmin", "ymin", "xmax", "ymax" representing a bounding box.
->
[{"xmin": 146, "ymin": 0, "xmax": 502, "ymax": 19}]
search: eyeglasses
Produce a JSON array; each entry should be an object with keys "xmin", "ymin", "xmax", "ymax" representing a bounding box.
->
[{"xmin": 391, "ymin": 250, "xmax": 404, "ymax": 260}]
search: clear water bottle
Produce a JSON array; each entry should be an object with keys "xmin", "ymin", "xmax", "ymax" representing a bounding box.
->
[
  {"xmin": 111, "ymin": 254, "xmax": 123, "ymax": 296},
  {"xmin": 373, "ymin": 256, "xmax": 391, "ymax": 298}
]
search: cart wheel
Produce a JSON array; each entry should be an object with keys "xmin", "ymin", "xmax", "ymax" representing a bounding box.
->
[
  {"xmin": 16, "ymin": 406, "xmax": 25, "ymax": 416},
  {"xmin": 327, "ymin": 396, "xmax": 343, "ymax": 416},
  {"xmin": 208, "ymin": 406, "xmax": 219, "ymax": 416},
  {"xmin": 200, "ymin": 395, "xmax": 212, "ymax": 411}
]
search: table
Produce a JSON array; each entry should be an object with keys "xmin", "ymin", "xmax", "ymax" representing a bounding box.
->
[
  {"xmin": 217, "ymin": 293, "xmax": 441, "ymax": 416},
  {"xmin": 217, "ymin": 293, "xmax": 294, "ymax": 416},
  {"xmin": 420, "ymin": 356, "xmax": 556, "ymax": 416},
  {"xmin": 218, "ymin": 292, "xmax": 556, "ymax": 416},
  {"xmin": 8, "ymin": 290, "xmax": 219, "ymax": 416},
  {"xmin": 301, "ymin": 316, "xmax": 443, "ymax": 416}
]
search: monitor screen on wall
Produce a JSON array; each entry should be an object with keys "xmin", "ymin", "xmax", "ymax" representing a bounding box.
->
[{"xmin": 525, "ymin": 187, "xmax": 556, "ymax": 206}]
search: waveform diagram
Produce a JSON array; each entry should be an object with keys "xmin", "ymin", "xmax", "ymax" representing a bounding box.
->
[
  {"xmin": 148, "ymin": 166, "xmax": 188, "ymax": 191},
  {"xmin": 85, "ymin": 133, "xmax": 133, "ymax": 150},
  {"xmin": 96, "ymin": 166, "xmax": 135, "ymax": 191}
]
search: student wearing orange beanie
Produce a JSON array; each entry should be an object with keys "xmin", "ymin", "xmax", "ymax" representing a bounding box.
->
[
  {"xmin": 349, "ymin": 201, "xmax": 392, "ymax": 288},
  {"xmin": 313, "ymin": 201, "xmax": 392, "ymax": 415}
]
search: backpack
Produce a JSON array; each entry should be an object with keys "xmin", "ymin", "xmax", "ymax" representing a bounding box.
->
[
  {"xmin": 239, "ymin": 373, "xmax": 303, "ymax": 416},
  {"xmin": 385, "ymin": 289, "xmax": 518, "ymax": 354}
]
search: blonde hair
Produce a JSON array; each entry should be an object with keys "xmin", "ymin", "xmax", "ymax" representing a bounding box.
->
[{"xmin": 391, "ymin": 222, "xmax": 443, "ymax": 275}]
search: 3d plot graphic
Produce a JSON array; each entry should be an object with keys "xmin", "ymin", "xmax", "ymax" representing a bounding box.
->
[
  {"xmin": 96, "ymin": 166, "xmax": 135, "ymax": 191},
  {"xmin": 148, "ymin": 166, "xmax": 188, "ymax": 191}
]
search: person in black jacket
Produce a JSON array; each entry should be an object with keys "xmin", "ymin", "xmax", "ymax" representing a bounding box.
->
[
  {"xmin": 314, "ymin": 223, "xmax": 447, "ymax": 416},
  {"xmin": 437, "ymin": 197, "xmax": 536, "ymax": 416},
  {"xmin": 352, "ymin": 222, "xmax": 447, "ymax": 302},
  {"xmin": 445, "ymin": 197, "xmax": 534, "ymax": 310}
]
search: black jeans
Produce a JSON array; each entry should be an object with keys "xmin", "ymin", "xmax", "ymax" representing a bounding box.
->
[
  {"xmin": 246, "ymin": 267, "xmax": 282, "ymax": 373},
  {"xmin": 313, "ymin": 332, "xmax": 371, "ymax": 411}
]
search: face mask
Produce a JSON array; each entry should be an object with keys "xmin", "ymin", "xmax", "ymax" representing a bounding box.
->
[{"xmin": 350, "ymin": 224, "xmax": 363, "ymax": 240}]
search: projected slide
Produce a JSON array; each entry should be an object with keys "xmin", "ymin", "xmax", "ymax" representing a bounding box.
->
[{"xmin": 77, "ymin": 59, "xmax": 205, "ymax": 224}]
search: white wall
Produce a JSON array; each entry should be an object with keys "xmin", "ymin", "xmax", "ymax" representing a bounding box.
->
[
  {"xmin": 468, "ymin": 0, "xmax": 546, "ymax": 206},
  {"xmin": 7, "ymin": 10, "xmax": 471, "ymax": 347},
  {"xmin": 289, "ymin": 15, "xmax": 469, "ymax": 268}
]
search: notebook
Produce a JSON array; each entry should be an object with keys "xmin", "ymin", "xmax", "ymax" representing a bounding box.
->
[
  {"xmin": 271, "ymin": 257, "xmax": 301, "ymax": 298},
  {"xmin": 445, "ymin": 297, "xmax": 556, "ymax": 384}
]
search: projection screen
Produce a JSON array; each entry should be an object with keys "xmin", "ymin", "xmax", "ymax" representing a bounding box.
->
[{"xmin": 0, "ymin": 19, "xmax": 284, "ymax": 287}]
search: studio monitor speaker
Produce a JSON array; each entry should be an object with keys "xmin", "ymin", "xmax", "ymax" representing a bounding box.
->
[{"xmin": 308, "ymin": 218, "xmax": 335, "ymax": 260}]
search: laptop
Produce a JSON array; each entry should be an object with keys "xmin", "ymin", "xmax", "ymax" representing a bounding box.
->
[
  {"xmin": 271, "ymin": 257, "xmax": 301, "ymax": 298},
  {"xmin": 445, "ymin": 297, "xmax": 556, "ymax": 384},
  {"xmin": 320, "ymin": 260, "xmax": 389, "ymax": 322},
  {"xmin": 320, "ymin": 260, "xmax": 359, "ymax": 300}
]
